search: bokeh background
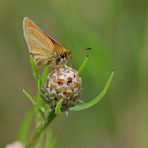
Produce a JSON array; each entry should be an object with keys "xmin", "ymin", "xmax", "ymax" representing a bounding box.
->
[{"xmin": 0, "ymin": 0, "xmax": 148, "ymax": 147}]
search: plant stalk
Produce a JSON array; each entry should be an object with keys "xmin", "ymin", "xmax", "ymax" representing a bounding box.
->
[{"xmin": 25, "ymin": 112, "xmax": 56, "ymax": 148}]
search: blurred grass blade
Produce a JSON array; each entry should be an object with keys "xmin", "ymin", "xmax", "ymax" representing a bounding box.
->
[
  {"xmin": 41, "ymin": 65, "xmax": 49, "ymax": 84},
  {"xmin": 18, "ymin": 112, "xmax": 32, "ymax": 143},
  {"xmin": 30, "ymin": 55, "xmax": 38, "ymax": 84},
  {"xmin": 78, "ymin": 55, "xmax": 89, "ymax": 75},
  {"xmin": 55, "ymin": 99, "xmax": 63, "ymax": 115},
  {"xmin": 22, "ymin": 89, "xmax": 44, "ymax": 117},
  {"xmin": 22, "ymin": 89, "xmax": 37, "ymax": 107},
  {"xmin": 45, "ymin": 131, "xmax": 56, "ymax": 148},
  {"xmin": 36, "ymin": 131, "xmax": 46, "ymax": 148},
  {"xmin": 70, "ymin": 69, "xmax": 115, "ymax": 111}
]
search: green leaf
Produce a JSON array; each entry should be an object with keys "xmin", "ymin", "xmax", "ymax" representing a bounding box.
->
[
  {"xmin": 55, "ymin": 99, "xmax": 63, "ymax": 115},
  {"xmin": 22, "ymin": 89, "xmax": 44, "ymax": 117},
  {"xmin": 30, "ymin": 55, "xmax": 38, "ymax": 84},
  {"xmin": 45, "ymin": 131, "xmax": 56, "ymax": 148},
  {"xmin": 18, "ymin": 112, "xmax": 32, "ymax": 143},
  {"xmin": 41, "ymin": 65, "xmax": 49, "ymax": 84},
  {"xmin": 70, "ymin": 69, "xmax": 115, "ymax": 111},
  {"xmin": 22, "ymin": 89, "xmax": 37, "ymax": 107},
  {"xmin": 78, "ymin": 55, "xmax": 89, "ymax": 75},
  {"xmin": 36, "ymin": 130, "xmax": 46, "ymax": 148}
]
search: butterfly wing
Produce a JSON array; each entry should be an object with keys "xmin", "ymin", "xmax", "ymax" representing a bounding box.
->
[
  {"xmin": 45, "ymin": 33, "xmax": 67, "ymax": 54},
  {"xmin": 23, "ymin": 17, "xmax": 56, "ymax": 67}
]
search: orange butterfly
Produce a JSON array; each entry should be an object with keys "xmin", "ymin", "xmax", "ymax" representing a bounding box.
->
[{"xmin": 23, "ymin": 17, "xmax": 72, "ymax": 68}]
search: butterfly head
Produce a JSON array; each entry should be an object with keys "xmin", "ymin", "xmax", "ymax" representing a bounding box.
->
[{"xmin": 56, "ymin": 50, "xmax": 72, "ymax": 66}]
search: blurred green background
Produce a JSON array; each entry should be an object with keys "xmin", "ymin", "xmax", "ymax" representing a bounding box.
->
[{"xmin": 0, "ymin": 0, "xmax": 148, "ymax": 147}]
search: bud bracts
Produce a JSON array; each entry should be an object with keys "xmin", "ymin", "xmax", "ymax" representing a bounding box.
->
[{"xmin": 42, "ymin": 65, "xmax": 82, "ymax": 111}]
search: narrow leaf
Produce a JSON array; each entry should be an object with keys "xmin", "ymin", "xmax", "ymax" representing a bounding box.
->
[
  {"xmin": 18, "ymin": 112, "xmax": 32, "ymax": 143},
  {"xmin": 22, "ymin": 89, "xmax": 37, "ymax": 107},
  {"xmin": 70, "ymin": 69, "xmax": 115, "ymax": 111},
  {"xmin": 22, "ymin": 89, "xmax": 44, "ymax": 117},
  {"xmin": 78, "ymin": 55, "xmax": 89, "ymax": 75},
  {"xmin": 45, "ymin": 131, "xmax": 56, "ymax": 148},
  {"xmin": 41, "ymin": 65, "xmax": 49, "ymax": 84},
  {"xmin": 30, "ymin": 55, "xmax": 38, "ymax": 84},
  {"xmin": 36, "ymin": 130, "xmax": 46, "ymax": 148},
  {"xmin": 55, "ymin": 99, "xmax": 63, "ymax": 115}
]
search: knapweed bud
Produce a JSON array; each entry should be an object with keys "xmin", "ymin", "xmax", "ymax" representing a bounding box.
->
[{"xmin": 41, "ymin": 65, "xmax": 82, "ymax": 111}]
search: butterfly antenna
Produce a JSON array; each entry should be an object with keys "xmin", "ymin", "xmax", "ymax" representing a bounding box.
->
[
  {"xmin": 73, "ymin": 47, "xmax": 92, "ymax": 53},
  {"xmin": 79, "ymin": 47, "xmax": 92, "ymax": 51}
]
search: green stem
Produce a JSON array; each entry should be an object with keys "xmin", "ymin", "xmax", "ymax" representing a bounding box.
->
[{"xmin": 25, "ymin": 112, "xmax": 56, "ymax": 148}]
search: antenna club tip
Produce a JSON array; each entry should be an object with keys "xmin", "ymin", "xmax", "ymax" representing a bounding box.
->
[
  {"xmin": 113, "ymin": 67, "xmax": 116, "ymax": 72},
  {"xmin": 87, "ymin": 48, "xmax": 92, "ymax": 50}
]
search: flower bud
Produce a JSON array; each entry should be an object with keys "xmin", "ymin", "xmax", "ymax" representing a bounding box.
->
[{"xmin": 41, "ymin": 65, "xmax": 82, "ymax": 111}]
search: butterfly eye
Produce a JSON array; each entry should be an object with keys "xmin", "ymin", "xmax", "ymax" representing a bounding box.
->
[{"xmin": 60, "ymin": 54, "xmax": 65, "ymax": 59}]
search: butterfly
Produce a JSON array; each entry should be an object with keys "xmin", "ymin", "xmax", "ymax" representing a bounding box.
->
[{"xmin": 23, "ymin": 17, "xmax": 72, "ymax": 69}]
